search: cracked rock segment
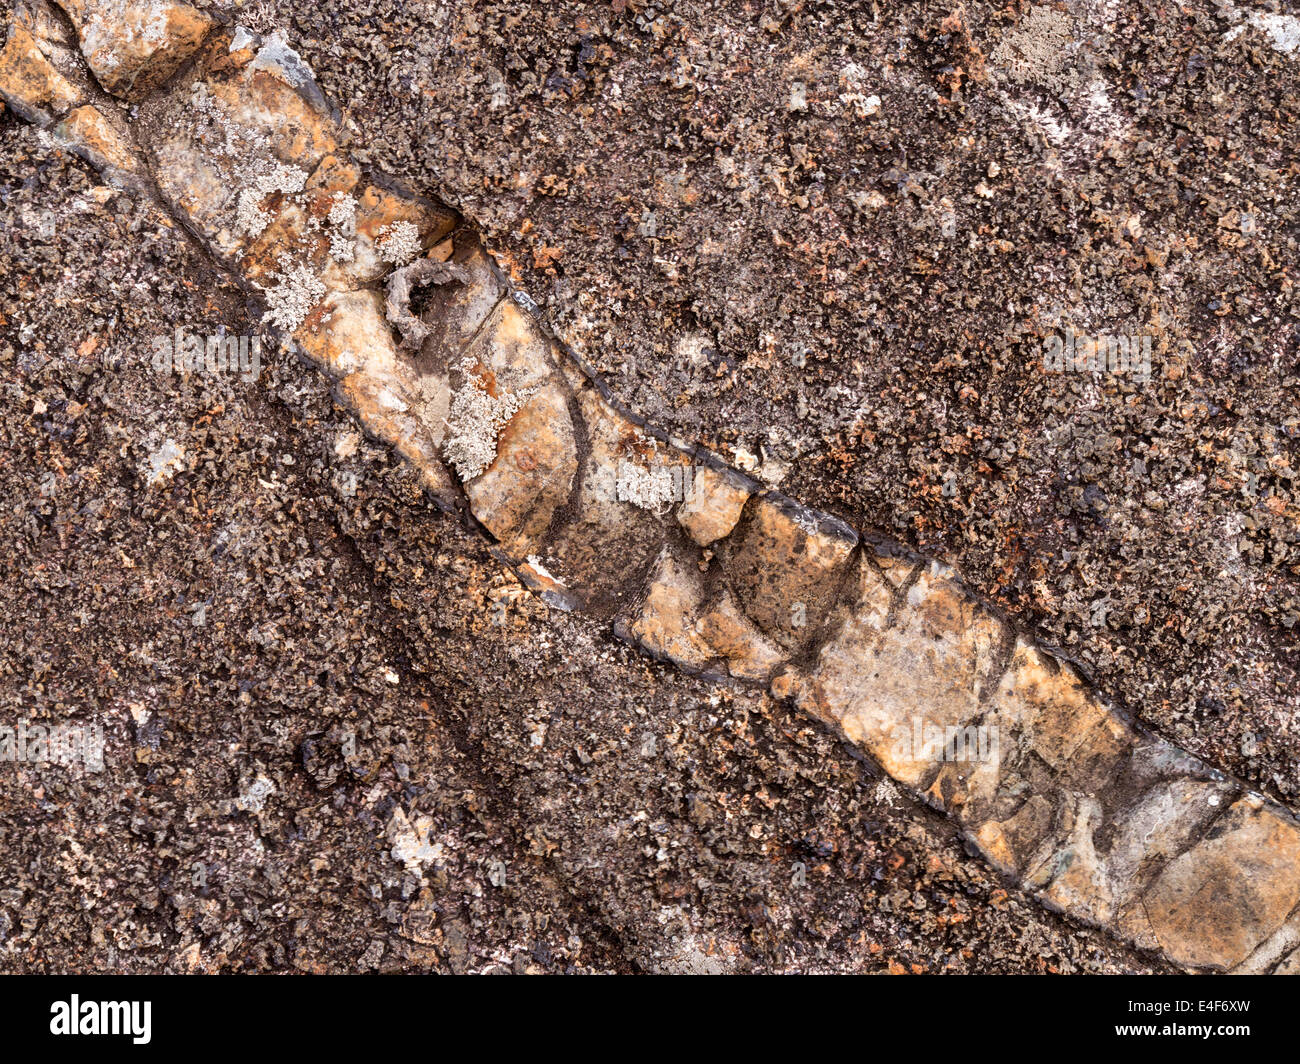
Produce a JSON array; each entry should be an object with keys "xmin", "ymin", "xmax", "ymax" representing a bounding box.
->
[
  {"xmin": 54, "ymin": 0, "xmax": 214, "ymax": 101},
  {"xmin": 722, "ymin": 492, "xmax": 858, "ymax": 653},
  {"xmin": 0, "ymin": 22, "xmax": 84, "ymax": 124}
]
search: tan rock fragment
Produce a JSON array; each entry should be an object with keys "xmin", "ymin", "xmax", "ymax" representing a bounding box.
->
[
  {"xmin": 460, "ymin": 299, "xmax": 558, "ymax": 391},
  {"xmin": 1035, "ymin": 770, "xmax": 1234, "ymax": 926},
  {"xmin": 926, "ymin": 638, "xmax": 1128, "ymax": 876},
  {"xmin": 676, "ymin": 463, "xmax": 754, "ymax": 546},
  {"xmin": 614, "ymin": 548, "xmax": 715, "ymax": 671},
  {"xmin": 294, "ymin": 289, "xmax": 393, "ymax": 378},
  {"xmin": 1140, "ymin": 797, "xmax": 1300, "ymax": 971},
  {"xmin": 0, "ymin": 23, "xmax": 84, "ymax": 125},
  {"xmin": 303, "ymin": 153, "xmax": 360, "ymax": 204},
  {"xmin": 534, "ymin": 386, "xmax": 678, "ymax": 614},
  {"xmin": 196, "ymin": 55, "xmax": 338, "ymax": 171},
  {"xmin": 289, "ymin": 288, "xmax": 455, "ymax": 504},
  {"xmin": 240, "ymin": 197, "xmax": 329, "ymax": 286},
  {"xmin": 149, "ymin": 132, "xmax": 243, "ymax": 256},
  {"xmin": 465, "ymin": 383, "xmax": 578, "ymax": 554},
  {"xmin": 722, "ymin": 491, "xmax": 858, "ymax": 651},
  {"xmin": 55, "ymin": 0, "xmax": 214, "ymax": 100},
  {"xmin": 431, "ymin": 294, "xmax": 579, "ymax": 552},
  {"xmin": 51, "ymin": 103, "xmax": 144, "ymax": 183},
  {"xmin": 696, "ymin": 589, "xmax": 786, "ymax": 681},
  {"xmin": 796, "ymin": 562, "xmax": 1003, "ymax": 789},
  {"xmin": 616, "ymin": 551, "xmax": 789, "ymax": 681}
]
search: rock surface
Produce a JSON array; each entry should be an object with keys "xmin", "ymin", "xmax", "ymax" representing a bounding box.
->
[{"xmin": 2, "ymin": 1, "xmax": 1298, "ymax": 975}]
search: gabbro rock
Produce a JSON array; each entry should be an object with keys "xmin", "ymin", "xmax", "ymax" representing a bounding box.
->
[{"xmin": 8, "ymin": 7, "xmax": 1300, "ymax": 975}]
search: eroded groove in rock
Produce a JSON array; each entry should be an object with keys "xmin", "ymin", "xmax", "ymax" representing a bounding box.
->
[{"xmin": 5, "ymin": 4, "xmax": 1298, "ymax": 974}]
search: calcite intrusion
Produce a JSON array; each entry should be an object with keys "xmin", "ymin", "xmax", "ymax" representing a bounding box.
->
[{"xmin": 5, "ymin": 4, "xmax": 1300, "ymax": 974}]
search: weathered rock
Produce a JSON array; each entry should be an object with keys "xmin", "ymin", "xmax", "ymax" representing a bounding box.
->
[
  {"xmin": 143, "ymin": 35, "xmax": 340, "ymax": 267},
  {"xmin": 1230, "ymin": 910, "xmax": 1300, "ymax": 974},
  {"xmin": 1035, "ymin": 767, "xmax": 1235, "ymax": 928},
  {"xmin": 185, "ymin": 36, "xmax": 338, "ymax": 171},
  {"xmin": 614, "ymin": 547, "xmax": 714, "ymax": 671},
  {"xmin": 465, "ymin": 383, "xmax": 578, "ymax": 554},
  {"xmin": 721, "ymin": 491, "xmax": 858, "ymax": 652},
  {"xmin": 406, "ymin": 234, "xmax": 506, "ymax": 363},
  {"xmin": 1139, "ymin": 796, "xmax": 1300, "ymax": 970},
  {"xmin": 695, "ymin": 588, "xmax": 786, "ymax": 681},
  {"xmin": 340, "ymin": 183, "xmax": 456, "ymax": 285},
  {"xmin": 7, "ymin": 11, "xmax": 1293, "ymax": 975},
  {"xmin": 504, "ymin": 551, "xmax": 580, "ymax": 612},
  {"xmin": 616, "ymin": 549, "xmax": 787, "ymax": 680},
  {"xmin": 55, "ymin": 0, "xmax": 213, "ymax": 100},
  {"xmin": 384, "ymin": 256, "xmax": 472, "ymax": 352},
  {"xmin": 676, "ymin": 463, "xmax": 754, "ymax": 546},
  {"xmin": 797, "ymin": 561, "xmax": 1003, "ymax": 789},
  {"xmin": 240, "ymin": 195, "xmax": 328, "ymax": 286},
  {"xmin": 0, "ymin": 23, "xmax": 84, "ymax": 125},
  {"xmin": 295, "ymin": 289, "xmax": 394, "ymax": 378},
  {"xmin": 334, "ymin": 370, "xmax": 456, "ymax": 505},
  {"xmin": 925, "ymin": 638, "xmax": 1126, "ymax": 876},
  {"xmin": 460, "ymin": 298, "xmax": 560, "ymax": 391},
  {"xmin": 51, "ymin": 103, "xmax": 144, "ymax": 184},
  {"xmin": 535, "ymin": 384, "xmax": 676, "ymax": 614}
]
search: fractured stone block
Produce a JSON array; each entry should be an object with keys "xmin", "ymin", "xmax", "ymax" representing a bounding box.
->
[
  {"xmin": 676, "ymin": 462, "xmax": 754, "ymax": 546},
  {"xmin": 614, "ymin": 547, "xmax": 788, "ymax": 681},
  {"xmin": 798, "ymin": 560, "xmax": 1003, "ymax": 790},
  {"xmin": 0, "ymin": 22, "xmax": 84, "ymax": 125},
  {"xmin": 1138, "ymin": 796, "xmax": 1300, "ymax": 971},
  {"xmin": 720, "ymin": 491, "xmax": 858, "ymax": 653},
  {"xmin": 51, "ymin": 103, "xmax": 144, "ymax": 185},
  {"xmin": 54, "ymin": 0, "xmax": 214, "ymax": 100},
  {"xmin": 464, "ymin": 382, "xmax": 578, "ymax": 554}
]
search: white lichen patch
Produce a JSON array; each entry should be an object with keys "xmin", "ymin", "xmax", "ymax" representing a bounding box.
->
[
  {"xmin": 232, "ymin": 775, "xmax": 275, "ymax": 814},
  {"xmin": 1225, "ymin": 9, "xmax": 1300, "ymax": 53},
  {"xmin": 144, "ymin": 436, "xmax": 186, "ymax": 486},
  {"xmin": 234, "ymin": 190, "xmax": 272, "ymax": 237},
  {"xmin": 386, "ymin": 808, "xmax": 443, "ymax": 874},
  {"xmin": 234, "ymin": 162, "xmax": 308, "ymax": 238},
  {"xmin": 327, "ymin": 191, "xmax": 357, "ymax": 262},
  {"xmin": 260, "ymin": 254, "xmax": 325, "ymax": 332},
  {"xmin": 837, "ymin": 61, "xmax": 880, "ymax": 119},
  {"xmin": 376, "ymin": 220, "xmax": 422, "ymax": 265},
  {"xmin": 443, "ymin": 359, "xmax": 533, "ymax": 481},
  {"xmin": 615, "ymin": 459, "xmax": 678, "ymax": 513},
  {"xmin": 991, "ymin": 5, "xmax": 1079, "ymax": 94}
]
